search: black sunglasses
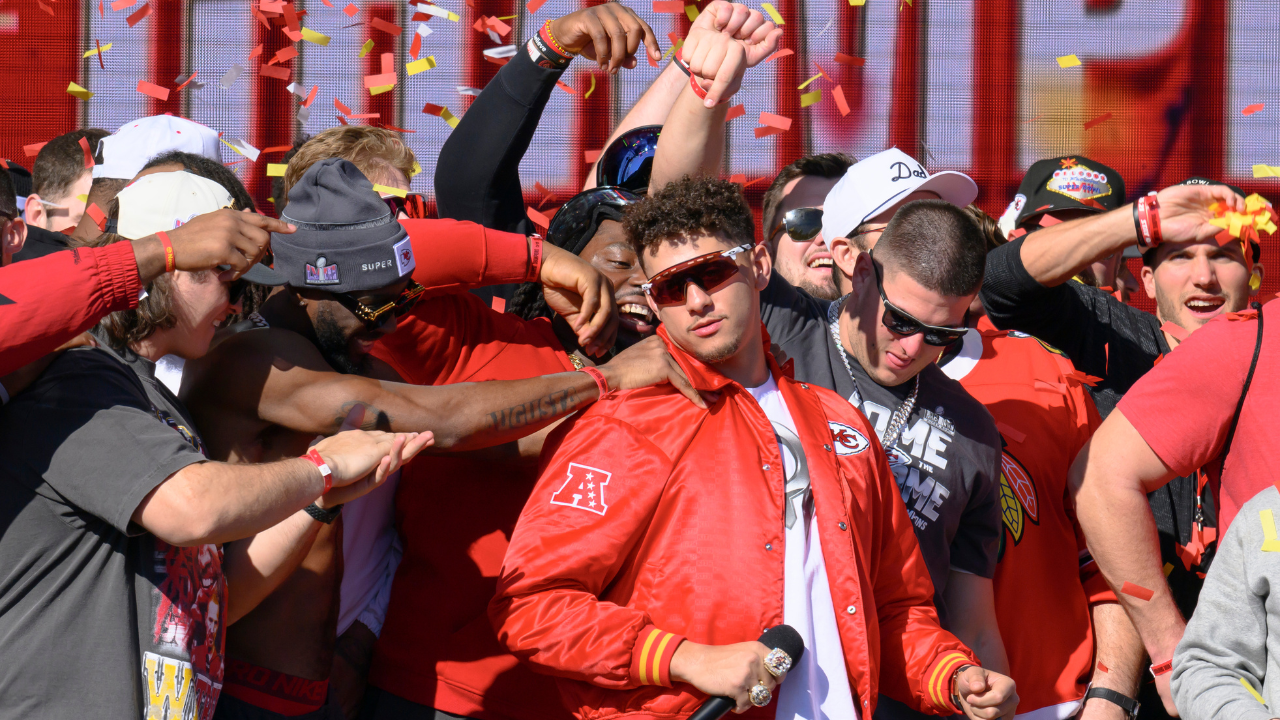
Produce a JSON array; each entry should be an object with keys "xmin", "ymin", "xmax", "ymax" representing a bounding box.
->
[
  {"xmin": 641, "ymin": 243, "xmax": 752, "ymax": 306},
  {"xmin": 383, "ymin": 193, "xmax": 430, "ymax": 220},
  {"xmin": 334, "ymin": 280, "xmax": 427, "ymax": 330},
  {"xmin": 869, "ymin": 251, "xmax": 969, "ymax": 346},
  {"xmin": 769, "ymin": 207, "xmax": 823, "ymax": 243}
]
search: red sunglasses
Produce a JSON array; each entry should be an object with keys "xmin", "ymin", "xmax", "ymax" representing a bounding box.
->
[
  {"xmin": 383, "ymin": 193, "xmax": 430, "ymax": 220},
  {"xmin": 641, "ymin": 243, "xmax": 753, "ymax": 305}
]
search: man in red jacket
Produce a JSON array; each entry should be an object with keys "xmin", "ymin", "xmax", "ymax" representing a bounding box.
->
[{"xmin": 491, "ymin": 176, "xmax": 1018, "ymax": 720}]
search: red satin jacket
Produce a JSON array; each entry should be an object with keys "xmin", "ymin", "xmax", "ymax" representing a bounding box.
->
[{"xmin": 490, "ymin": 326, "xmax": 977, "ymax": 720}]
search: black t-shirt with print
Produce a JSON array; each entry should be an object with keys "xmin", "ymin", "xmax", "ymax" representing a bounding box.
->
[
  {"xmin": 760, "ymin": 273, "xmax": 1003, "ymax": 627},
  {"xmin": 0, "ymin": 343, "xmax": 225, "ymax": 719}
]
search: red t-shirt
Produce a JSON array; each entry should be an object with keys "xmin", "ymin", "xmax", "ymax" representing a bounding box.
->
[
  {"xmin": 946, "ymin": 317, "xmax": 1105, "ymax": 716},
  {"xmin": 1118, "ymin": 296, "xmax": 1280, "ymax": 534},
  {"xmin": 368, "ymin": 293, "xmax": 575, "ymax": 720}
]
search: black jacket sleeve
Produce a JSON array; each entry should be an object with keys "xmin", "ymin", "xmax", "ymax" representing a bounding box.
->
[
  {"xmin": 434, "ymin": 47, "xmax": 565, "ymax": 235},
  {"xmin": 979, "ymin": 236, "xmax": 1165, "ymax": 383}
]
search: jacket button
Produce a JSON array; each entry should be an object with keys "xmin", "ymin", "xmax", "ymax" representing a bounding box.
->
[
  {"xmin": 800, "ymin": 384, "xmax": 808, "ymax": 389},
  {"xmin": 824, "ymin": 444, "xmax": 832, "ymax": 452},
  {"xmin": 863, "ymin": 700, "xmax": 869, "ymax": 707},
  {"xmin": 765, "ymin": 543, "xmax": 773, "ymax": 551},
  {"xmin": 846, "ymin": 605, "xmax": 856, "ymax": 614},
  {"xmin": 838, "ymin": 522, "xmax": 847, "ymax": 531},
  {"xmin": 762, "ymin": 464, "xmax": 770, "ymax": 471}
]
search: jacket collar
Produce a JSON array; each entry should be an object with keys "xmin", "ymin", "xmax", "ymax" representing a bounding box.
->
[{"xmin": 655, "ymin": 321, "xmax": 789, "ymax": 393}]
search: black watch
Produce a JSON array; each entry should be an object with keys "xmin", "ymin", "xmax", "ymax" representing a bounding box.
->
[
  {"xmin": 1084, "ymin": 686, "xmax": 1140, "ymax": 719},
  {"xmin": 304, "ymin": 502, "xmax": 343, "ymax": 524}
]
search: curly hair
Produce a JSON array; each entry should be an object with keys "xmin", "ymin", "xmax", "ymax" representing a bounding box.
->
[
  {"xmin": 624, "ymin": 175, "xmax": 755, "ymax": 269},
  {"xmin": 280, "ymin": 126, "xmax": 416, "ymax": 203}
]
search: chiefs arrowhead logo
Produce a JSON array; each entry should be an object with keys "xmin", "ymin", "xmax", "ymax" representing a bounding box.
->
[
  {"xmin": 828, "ymin": 421, "xmax": 869, "ymax": 456},
  {"xmin": 550, "ymin": 463, "xmax": 611, "ymax": 516}
]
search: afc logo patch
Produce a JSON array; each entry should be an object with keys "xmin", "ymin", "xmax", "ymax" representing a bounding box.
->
[
  {"xmin": 828, "ymin": 422, "xmax": 870, "ymax": 456},
  {"xmin": 550, "ymin": 463, "xmax": 611, "ymax": 516}
]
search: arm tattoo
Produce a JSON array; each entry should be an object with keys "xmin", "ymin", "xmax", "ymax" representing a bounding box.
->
[
  {"xmin": 484, "ymin": 388, "xmax": 581, "ymax": 434},
  {"xmin": 334, "ymin": 401, "xmax": 392, "ymax": 432}
]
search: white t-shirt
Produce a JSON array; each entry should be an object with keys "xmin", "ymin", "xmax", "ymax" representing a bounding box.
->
[{"xmin": 746, "ymin": 376, "xmax": 859, "ymax": 720}]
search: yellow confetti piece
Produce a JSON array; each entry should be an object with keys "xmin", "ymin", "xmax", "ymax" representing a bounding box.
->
[
  {"xmin": 406, "ymin": 56, "xmax": 437, "ymax": 75},
  {"xmin": 370, "ymin": 84, "xmax": 394, "ymax": 95},
  {"xmin": 584, "ymin": 74, "xmax": 597, "ymax": 100},
  {"xmin": 1253, "ymin": 164, "xmax": 1280, "ymax": 178},
  {"xmin": 411, "ymin": 161, "xmax": 422, "ymax": 177},
  {"xmin": 220, "ymin": 137, "xmax": 244, "ymax": 156},
  {"xmin": 1162, "ymin": 563, "xmax": 1174, "ymax": 576},
  {"xmin": 497, "ymin": 14, "xmax": 516, "ymax": 19},
  {"xmin": 800, "ymin": 89, "xmax": 822, "ymax": 107},
  {"xmin": 440, "ymin": 107, "xmax": 459, "ymax": 129},
  {"xmin": 797, "ymin": 72, "xmax": 823, "ymax": 90},
  {"xmin": 359, "ymin": 39, "xmax": 375, "ymax": 58},
  {"xmin": 1057, "ymin": 54, "xmax": 1081, "ymax": 68},
  {"xmin": 685, "ymin": 4, "xmax": 698, "ymax": 21},
  {"xmin": 662, "ymin": 37, "xmax": 683, "ymax": 61},
  {"xmin": 849, "ymin": 0, "xmax": 865, "ymax": 4},
  {"xmin": 372, "ymin": 183, "xmax": 407, "ymax": 198},
  {"xmin": 761, "ymin": 2, "xmax": 784, "ymax": 24},
  {"xmin": 66, "ymin": 81, "xmax": 94, "ymax": 101},
  {"xmin": 83, "ymin": 42, "xmax": 113, "ymax": 58},
  {"xmin": 301, "ymin": 28, "xmax": 331, "ymax": 46},
  {"xmin": 1246, "ymin": 194, "xmax": 1270, "ymax": 212},
  {"xmin": 1261, "ymin": 510, "xmax": 1280, "ymax": 551},
  {"xmin": 266, "ymin": 163, "xmax": 288, "ymax": 177},
  {"xmin": 1242, "ymin": 677, "xmax": 1266, "ymax": 704}
]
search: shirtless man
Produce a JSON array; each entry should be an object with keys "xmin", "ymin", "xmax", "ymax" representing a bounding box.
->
[{"xmin": 182, "ymin": 159, "xmax": 701, "ymax": 719}]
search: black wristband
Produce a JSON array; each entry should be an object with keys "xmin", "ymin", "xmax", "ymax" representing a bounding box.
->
[
  {"xmin": 1085, "ymin": 687, "xmax": 1140, "ymax": 719},
  {"xmin": 528, "ymin": 34, "xmax": 572, "ymax": 70},
  {"xmin": 1132, "ymin": 200, "xmax": 1147, "ymax": 249},
  {"xmin": 304, "ymin": 502, "xmax": 343, "ymax": 524},
  {"xmin": 671, "ymin": 51, "xmax": 691, "ymax": 76}
]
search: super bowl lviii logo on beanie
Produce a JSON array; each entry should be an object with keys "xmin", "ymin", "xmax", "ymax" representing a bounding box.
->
[
  {"xmin": 1046, "ymin": 158, "xmax": 1113, "ymax": 203},
  {"xmin": 305, "ymin": 256, "xmax": 340, "ymax": 285}
]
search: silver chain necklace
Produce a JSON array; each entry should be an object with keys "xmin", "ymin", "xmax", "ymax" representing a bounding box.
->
[{"xmin": 828, "ymin": 295, "xmax": 920, "ymax": 450}]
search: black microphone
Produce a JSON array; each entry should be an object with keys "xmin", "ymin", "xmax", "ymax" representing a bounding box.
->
[{"xmin": 686, "ymin": 625, "xmax": 806, "ymax": 720}]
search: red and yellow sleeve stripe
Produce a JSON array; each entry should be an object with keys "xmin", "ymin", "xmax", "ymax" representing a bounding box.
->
[
  {"xmin": 630, "ymin": 626, "xmax": 685, "ymax": 687},
  {"xmin": 926, "ymin": 651, "xmax": 973, "ymax": 713}
]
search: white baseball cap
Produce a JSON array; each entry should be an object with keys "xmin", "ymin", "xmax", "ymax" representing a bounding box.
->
[
  {"xmin": 820, "ymin": 147, "xmax": 979, "ymax": 247},
  {"xmin": 93, "ymin": 115, "xmax": 222, "ymax": 180},
  {"xmin": 115, "ymin": 171, "xmax": 232, "ymax": 239}
]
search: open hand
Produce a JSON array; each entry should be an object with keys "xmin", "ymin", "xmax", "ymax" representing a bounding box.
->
[{"xmin": 548, "ymin": 4, "xmax": 661, "ymax": 73}]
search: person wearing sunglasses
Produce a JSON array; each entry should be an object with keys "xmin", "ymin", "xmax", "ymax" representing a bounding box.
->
[
  {"xmin": 758, "ymin": 153, "xmax": 855, "ymax": 301},
  {"xmin": 492, "ymin": 174, "xmax": 1019, "ymax": 720}
]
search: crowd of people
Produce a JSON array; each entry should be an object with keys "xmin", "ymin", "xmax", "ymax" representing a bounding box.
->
[{"xmin": 1, "ymin": 3, "xmax": 1276, "ymax": 720}]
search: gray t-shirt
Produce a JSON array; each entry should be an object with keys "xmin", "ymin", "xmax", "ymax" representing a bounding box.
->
[
  {"xmin": 760, "ymin": 272, "xmax": 1003, "ymax": 626},
  {"xmin": 0, "ymin": 344, "xmax": 224, "ymax": 719}
]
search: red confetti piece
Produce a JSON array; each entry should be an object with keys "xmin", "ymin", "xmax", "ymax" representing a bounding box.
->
[
  {"xmin": 1039, "ymin": 213, "xmax": 1062, "ymax": 227},
  {"xmin": 491, "ymin": 296, "xmax": 507, "ymax": 313},
  {"xmin": 343, "ymin": 3, "xmax": 358, "ymax": 16},
  {"xmin": 283, "ymin": 2, "xmax": 301, "ymax": 31},
  {"xmin": 381, "ymin": 52, "xmax": 394, "ymax": 75},
  {"xmin": 483, "ymin": 54, "xmax": 510, "ymax": 67},
  {"xmin": 78, "ymin": 136, "xmax": 95, "ymax": 169},
  {"xmin": 322, "ymin": 0, "xmax": 333, "ymax": 6},
  {"xmin": 834, "ymin": 53, "xmax": 865, "ymax": 67},
  {"xmin": 136, "ymin": 79, "xmax": 170, "ymax": 101},
  {"xmin": 758, "ymin": 112, "xmax": 792, "ymax": 130},
  {"xmin": 527, "ymin": 206, "xmax": 551, "ymax": 229},
  {"xmin": 555, "ymin": 80, "xmax": 576, "ymax": 94},
  {"xmin": 653, "ymin": 0, "xmax": 684, "ymax": 11},
  {"xmin": 730, "ymin": 173, "xmax": 746, "ymax": 184},
  {"xmin": 1064, "ymin": 370, "xmax": 1103, "ymax": 386},
  {"xmin": 1243, "ymin": 103, "xmax": 1264, "ymax": 116},
  {"xmin": 832, "ymin": 85, "xmax": 850, "ymax": 116},
  {"xmin": 335, "ymin": 97, "xmax": 353, "ymax": 115},
  {"xmin": 380, "ymin": 123, "xmax": 415, "ymax": 132},
  {"xmin": 813, "ymin": 61, "xmax": 831, "ymax": 82},
  {"xmin": 583, "ymin": 149, "xmax": 602, "ymax": 164},
  {"xmin": 371, "ymin": 17, "xmax": 403, "ymax": 36},
  {"xmin": 271, "ymin": 46, "xmax": 299, "ymax": 65},
  {"xmin": 336, "ymin": 114, "xmax": 349, "ymax": 125},
  {"xmin": 110, "ymin": 0, "xmax": 136, "ymax": 10},
  {"xmin": 249, "ymin": 44, "xmax": 263, "ymax": 60},
  {"xmin": 422, "ymin": 103, "xmax": 447, "ymax": 116},
  {"xmin": 764, "ymin": 49, "xmax": 793, "ymax": 63},
  {"xmin": 85, "ymin": 203, "xmax": 107, "ymax": 232},
  {"xmin": 1083, "ymin": 112, "xmax": 1113, "ymax": 130},
  {"xmin": 996, "ymin": 422, "xmax": 1026, "ymax": 443},
  {"xmin": 1160, "ymin": 321, "xmax": 1189, "ymax": 342},
  {"xmin": 363, "ymin": 72, "xmax": 396, "ymax": 89},
  {"xmin": 252, "ymin": 7, "xmax": 271, "ymax": 30},
  {"xmin": 260, "ymin": 65, "xmax": 291, "ymax": 80},
  {"xmin": 526, "ymin": 0, "xmax": 548, "ymax": 13},
  {"xmin": 1120, "ymin": 582, "xmax": 1154, "ymax": 601},
  {"xmin": 38, "ymin": 2, "xmax": 55, "ymax": 16},
  {"xmin": 725, "ymin": 104, "xmax": 745, "ymax": 122},
  {"xmin": 126, "ymin": 3, "xmax": 151, "ymax": 26},
  {"xmin": 410, "ymin": 32, "xmax": 422, "ymax": 59},
  {"xmin": 1097, "ymin": 661, "xmax": 1109, "ymax": 673},
  {"xmin": 95, "ymin": 39, "xmax": 106, "ymax": 69},
  {"xmin": 302, "ymin": 85, "xmax": 318, "ymax": 107},
  {"xmin": 23, "ymin": 142, "xmax": 47, "ymax": 157},
  {"xmin": 754, "ymin": 126, "xmax": 785, "ymax": 139},
  {"xmin": 260, "ymin": 145, "xmax": 293, "ymax": 154},
  {"xmin": 99, "ymin": 0, "xmax": 103, "ymax": 16},
  {"xmin": 347, "ymin": 112, "xmax": 380, "ymax": 119}
]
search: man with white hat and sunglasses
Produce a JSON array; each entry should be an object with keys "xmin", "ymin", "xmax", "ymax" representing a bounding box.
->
[{"xmin": 756, "ymin": 150, "xmax": 1009, "ymax": 720}]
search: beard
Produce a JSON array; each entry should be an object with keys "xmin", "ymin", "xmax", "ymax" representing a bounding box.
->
[
  {"xmin": 776, "ymin": 253, "xmax": 839, "ymax": 301},
  {"xmin": 314, "ymin": 305, "xmax": 361, "ymax": 375},
  {"xmin": 684, "ymin": 320, "xmax": 748, "ymax": 367}
]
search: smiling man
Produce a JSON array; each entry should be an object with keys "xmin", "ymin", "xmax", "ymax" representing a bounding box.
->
[{"xmin": 759, "ymin": 153, "xmax": 854, "ymax": 301}]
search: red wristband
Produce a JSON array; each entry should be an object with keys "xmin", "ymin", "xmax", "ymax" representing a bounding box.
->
[
  {"xmin": 538, "ymin": 20, "xmax": 573, "ymax": 60},
  {"xmin": 156, "ymin": 230, "xmax": 176, "ymax": 273},
  {"xmin": 527, "ymin": 233, "xmax": 545, "ymax": 282},
  {"xmin": 579, "ymin": 366, "xmax": 609, "ymax": 397},
  {"xmin": 1135, "ymin": 194, "xmax": 1163, "ymax": 249},
  {"xmin": 1149, "ymin": 659, "xmax": 1173, "ymax": 677},
  {"xmin": 304, "ymin": 448, "xmax": 333, "ymax": 494},
  {"xmin": 687, "ymin": 72, "xmax": 730, "ymax": 105}
]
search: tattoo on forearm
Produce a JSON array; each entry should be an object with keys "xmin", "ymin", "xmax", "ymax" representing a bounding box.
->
[
  {"xmin": 334, "ymin": 401, "xmax": 392, "ymax": 432},
  {"xmin": 484, "ymin": 389, "xmax": 580, "ymax": 434}
]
